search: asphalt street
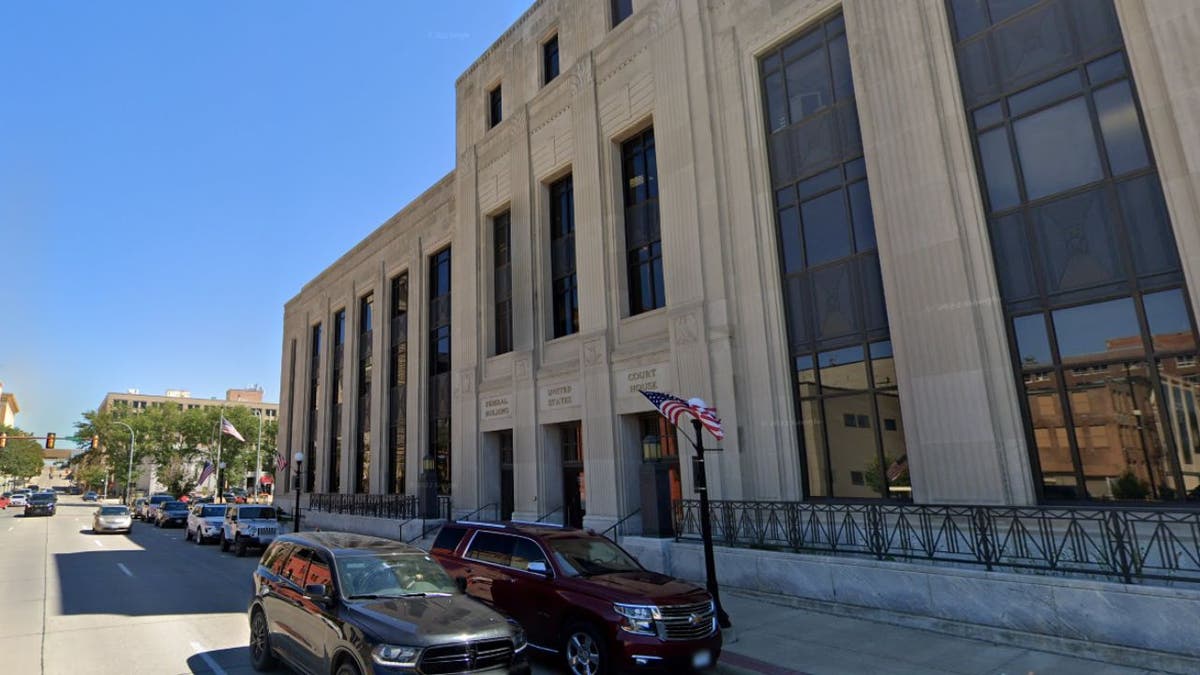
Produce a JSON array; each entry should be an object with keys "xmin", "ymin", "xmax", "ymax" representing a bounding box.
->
[{"xmin": 0, "ymin": 494, "xmax": 563, "ymax": 675}]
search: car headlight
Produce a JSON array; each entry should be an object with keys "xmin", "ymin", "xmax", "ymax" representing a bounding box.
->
[
  {"xmin": 614, "ymin": 603, "xmax": 660, "ymax": 636},
  {"xmin": 371, "ymin": 644, "xmax": 421, "ymax": 667}
]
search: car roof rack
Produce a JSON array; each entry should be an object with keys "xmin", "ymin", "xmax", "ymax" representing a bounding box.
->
[{"xmin": 508, "ymin": 520, "xmax": 565, "ymax": 528}]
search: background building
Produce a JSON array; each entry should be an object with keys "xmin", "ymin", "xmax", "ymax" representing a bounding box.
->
[
  {"xmin": 277, "ymin": 0, "xmax": 1200, "ymax": 536},
  {"xmin": 0, "ymin": 381, "xmax": 19, "ymax": 427},
  {"xmin": 99, "ymin": 387, "xmax": 279, "ymax": 494}
]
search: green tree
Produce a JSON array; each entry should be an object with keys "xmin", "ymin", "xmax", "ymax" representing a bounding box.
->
[
  {"xmin": 0, "ymin": 425, "xmax": 46, "ymax": 483},
  {"xmin": 75, "ymin": 465, "xmax": 107, "ymax": 491},
  {"xmin": 863, "ymin": 454, "xmax": 910, "ymax": 496}
]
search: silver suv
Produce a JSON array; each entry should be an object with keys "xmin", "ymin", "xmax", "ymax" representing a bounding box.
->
[{"xmin": 220, "ymin": 504, "xmax": 279, "ymax": 557}]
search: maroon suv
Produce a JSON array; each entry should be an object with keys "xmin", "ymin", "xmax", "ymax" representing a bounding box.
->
[{"xmin": 429, "ymin": 521, "xmax": 721, "ymax": 674}]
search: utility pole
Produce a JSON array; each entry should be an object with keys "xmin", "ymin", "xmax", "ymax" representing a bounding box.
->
[{"xmin": 254, "ymin": 411, "xmax": 263, "ymax": 503}]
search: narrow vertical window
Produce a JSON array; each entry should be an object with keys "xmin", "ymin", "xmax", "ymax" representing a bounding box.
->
[
  {"xmin": 489, "ymin": 85, "xmax": 502, "ymax": 128},
  {"xmin": 387, "ymin": 273, "xmax": 408, "ymax": 494},
  {"xmin": 543, "ymin": 35, "xmax": 560, "ymax": 85},
  {"xmin": 329, "ymin": 310, "xmax": 345, "ymax": 493},
  {"xmin": 549, "ymin": 175, "xmax": 579, "ymax": 337},
  {"xmin": 494, "ymin": 211, "xmax": 513, "ymax": 354},
  {"xmin": 428, "ymin": 249, "xmax": 453, "ymax": 496},
  {"xmin": 622, "ymin": 127, "xmax": 664, "ymax": 314},
  {"xmin": 947, "ymin": 0, "xmax": 1199, "ymax": 502},
  {"xmin": 354, "ymin": 293, "xmax": 373, "ymax": 493},
  {"xmin": 306, "ymin": 324, "xmax": 321, "ymax": 492},
  {"xmin": 760, "ymin": 13, "xmax": 908, "ymax": 501},
  {"xmin": 611, "ymin": 0, "xmax": 633, "ymax": 27},
  {"xmin": 284, "ymin": 339, "xmax": 297, "ymax": 491}
]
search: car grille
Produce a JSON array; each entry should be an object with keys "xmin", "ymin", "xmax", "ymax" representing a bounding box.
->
[
  {"xmin": 255, "ymin": 527, "xmax": 277, "ymax": 537},
  {"xmin": 417, "ymin": 638, "xmax": 513, "ymax": 674},
  {"xmin": 658, "ymin": 600, "xmax": 717, "ymax": 641}
]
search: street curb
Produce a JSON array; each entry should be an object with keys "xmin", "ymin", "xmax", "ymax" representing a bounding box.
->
[{"xmin": 722, "ymin": 588, "xmax": 1200, "ymax": 675}]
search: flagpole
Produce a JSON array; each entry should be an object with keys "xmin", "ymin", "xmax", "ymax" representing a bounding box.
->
[
  {"xmin": 215, "ymin": 413, "xmax": 223, "ymax": 504},
  {"xmin": 254, "ymin": 411, "xmax": 263, "ymax": 504}
]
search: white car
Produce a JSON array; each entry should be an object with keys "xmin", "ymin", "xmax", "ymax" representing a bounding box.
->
[
  {"xmin": 93, "ymin": 505, "xmax": 132, "ymax": 534},
  {"xmin": 9, "ymin": 494, "xmax": 28, "ymax": 507},
  {"xmin": 185, "ymin": 503, "xmax": 227, "ymax": 545}
]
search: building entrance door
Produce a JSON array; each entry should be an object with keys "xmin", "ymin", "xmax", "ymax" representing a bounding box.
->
[
  {"xmin": 636, "ymin": 414, "xmax": 680, "ymax": 536},
  {"xmin": 560, "ymin": 422, "xmax": 584, "ymax": 528},
  {"xmin": 499, "ymin": 430, "xmax": 514, "ymax": 521}
]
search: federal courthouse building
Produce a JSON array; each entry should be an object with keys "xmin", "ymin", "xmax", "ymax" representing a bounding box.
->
[{"xmin": 277, "ymin": 0, "xmax": 1200, "ymax": 536}]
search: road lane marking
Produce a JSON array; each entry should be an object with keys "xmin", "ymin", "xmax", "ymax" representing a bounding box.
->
[
  {"xmin": 190, "ymin": 641, "xmax": 227, "ymax": 675},
  {"xmin": 93, "ymin": 539, "xmax": 103, "ymax": 547},
  {"xmin": 117, "ymin": 563, "xmax": 133, "ymax": 577}
]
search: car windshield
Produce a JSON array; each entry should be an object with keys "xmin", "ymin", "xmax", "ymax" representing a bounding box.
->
[
  {"xmin": 238, "ymin": 507, "xmax": 276, "ymax": 519},
  {"xmin": 164, "ymin": 502, "xmax": 187, "ymax": 511},
  {"xmin": 201, "ymin": 505, "xmax": 225, "ymax": 517},
  {"xmin": 150, "ymin": 495, "xmax": 173, "ymax": 504},
  {"xmin": 28, "ymin": 495, "xmax": 54, "ymax": 505},
  {"xmin": 99, "ymin": 506, "xmax": 129, "ymax": 515},
  {"xmin": 546, "ymin": 537, "xmax": 643, "ymax": 577},
  {"xmin": 337, "ymin": 552, "xmax": 458, "ymax": 599}
]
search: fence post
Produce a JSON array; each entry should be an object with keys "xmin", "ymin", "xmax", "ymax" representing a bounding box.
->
[
  {"xmin": 972, "ymin": 507, "xmax": 996, "ymax": 572},
  {"xmin": 1105, "ymin": 510, "xmax": 1134, "ymax": 584},
  {"xmin": 867, "ymin": 504, "xmax": 886, "ymax": 560}
]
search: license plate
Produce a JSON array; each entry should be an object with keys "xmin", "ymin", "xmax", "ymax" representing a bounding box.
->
[{"xmin": 692, "ymin": 650, "xmax": 712, "ymax": 669}]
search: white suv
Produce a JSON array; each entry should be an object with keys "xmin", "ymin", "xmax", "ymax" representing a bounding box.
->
[
  {"xmin": 220, "ymin": 504, "xmax": 280, "ymax": 557},
  {"xmin": 186, "ymin": 503, "xmax": 227, "ymax": 544}
]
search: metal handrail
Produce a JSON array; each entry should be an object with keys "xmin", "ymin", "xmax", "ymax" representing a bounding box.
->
[
  {"xmin": 535, "ymin": 505, "xmax": 562, "ymax": 524},
  {"xmin": 600, "ymin": 508, "xmax": 642, "ymax": 543},
  {"xmin": 459, "ymin": 502, "xmax": 499, "ymax": 522},
  {"xmin": 672, "ymin": 498, "xmax": 1200, "ymax": 587}
]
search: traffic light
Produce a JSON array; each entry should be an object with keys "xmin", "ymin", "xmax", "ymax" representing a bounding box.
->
[
  {"xmin": 90, "ymin": 435, "xmax": 99, "ymax": 450},
  {"xmin": 46, "ymin": 433, "xmax": 56, "ymax": 450},
  {"xmin": 0, "ymin": 433, "xmax": 6, "ymax": 448}
]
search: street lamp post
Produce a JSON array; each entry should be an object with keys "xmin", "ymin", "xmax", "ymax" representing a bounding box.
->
[
  {"xmin": 687, "ymin": 409, "xmax": 731, "ymax": 629},
  {"xmin": 293, "ymin": 452, "xmax": 304, "ymax": 533},
  {"xmin": 218, "ymin": 462, "xmax": 227, "ymax": 503},
  {"xmin": 113, "ymin": 421, "xmax": 135, "ymax": 506}
]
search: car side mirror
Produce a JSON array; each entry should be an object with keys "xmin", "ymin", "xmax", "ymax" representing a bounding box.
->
[
  {"xmin": 304, "ymin": 584, "xmax": 332, "ymax": 604},
  {"xmin": 526, "ymin": 561, "xmax": 549, "ymax": 575}
]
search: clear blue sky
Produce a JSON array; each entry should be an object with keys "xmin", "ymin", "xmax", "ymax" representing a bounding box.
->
[{"xmin": 0, "ymin": 1, "xmax": 528, "ymax": 440}]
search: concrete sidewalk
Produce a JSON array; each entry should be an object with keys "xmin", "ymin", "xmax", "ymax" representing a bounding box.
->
[{"xmin": 713, "ymin": 588, "xmax": 1195, "ymax": 675}]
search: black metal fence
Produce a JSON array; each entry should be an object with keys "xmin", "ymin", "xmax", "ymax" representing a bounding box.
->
[
  {"xmin": 674, "ymin": 499, "xmax": 1200, "ymax": 585},
  {"xmin": 309, "ymin": 493, "xmax": 419, "ymax": 519}
]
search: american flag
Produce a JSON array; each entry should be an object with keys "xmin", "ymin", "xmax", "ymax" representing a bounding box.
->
[
  {"xmin": 275, "ymin": 453, "xmax": 288, "ymax": 473},
  {"xmin": 220, "ymin": 417, "xmax": 245, "ymax": 442},
  {"xmin": 196, "ymin": 462, "xmax": 215, "ymax": 486},
  {"xmin": 886, "ymin": 455, "xmax": 908, "ymax": 482},
  {"xmin": 639, "ymin": 390, "xmax": 725, "ymax": 441}
]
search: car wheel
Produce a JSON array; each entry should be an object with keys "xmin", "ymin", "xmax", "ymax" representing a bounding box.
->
[
  {"xmin": 195, "ymin": 530, "xmax": 205, "ymax": 545},
  {"xmin": 248, "ymin": 609, "xmax": 278, "ymax": 672},
  {"xmin": 235, "ymin": 537, "xmax": 248, "ymax": 558},
  {"xmin": 563, "ymin": 622, "xmax": 608, "ymax": 675},
  {"xmin": 185, "ymin": 528, "xmax": 193, "ymax": 542},
  {"xmin": 220, "ymin": 534, "xmax": 230, "ymax": 552},
  {"xmin": 334, "ymin": 659, "xmax": 361, "ymax": 675}
]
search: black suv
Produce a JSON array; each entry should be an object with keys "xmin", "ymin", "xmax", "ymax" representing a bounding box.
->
[
  {"xmin": 25, "ymin": 493, "xmax": 57, "ymax": 517},
  {"xmin": 248, "ymin": 532, "xmax": 530, "ymax": 675}
]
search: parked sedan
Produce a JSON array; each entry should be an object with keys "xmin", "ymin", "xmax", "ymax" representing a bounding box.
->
[
  {"xmin": 24, "ymin": 493, "xmax": 57, "ymax": 517},
  {"xmin": 186, "ymin": 503, "xmax": 227, "ymax": 544},
  {"xmin": 155, "ymin": 501, "xmax": 190, "ymax": 528},
  {"xmin": 131, "ymin": 498, "xmax": 147, "ymax": 520},
  {"xmin": 93, "ymin": 505, "xmax": 133, "ymax": 534},
  {"xmin": 0, "ymin": 495, "xmax": 9, "ymax": 510},
  {"xmin": 10, "ymin": 494, "xmax": 28, "ymax": 508},
  {"xmin": 82, "ymin": 492, "xmax": 99, "ymax": 502}
]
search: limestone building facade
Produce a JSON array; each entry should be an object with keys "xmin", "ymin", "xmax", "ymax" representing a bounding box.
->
[{"xmin": 278, "ymin": 0, "xmax": 1200, "ymax": 534}]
